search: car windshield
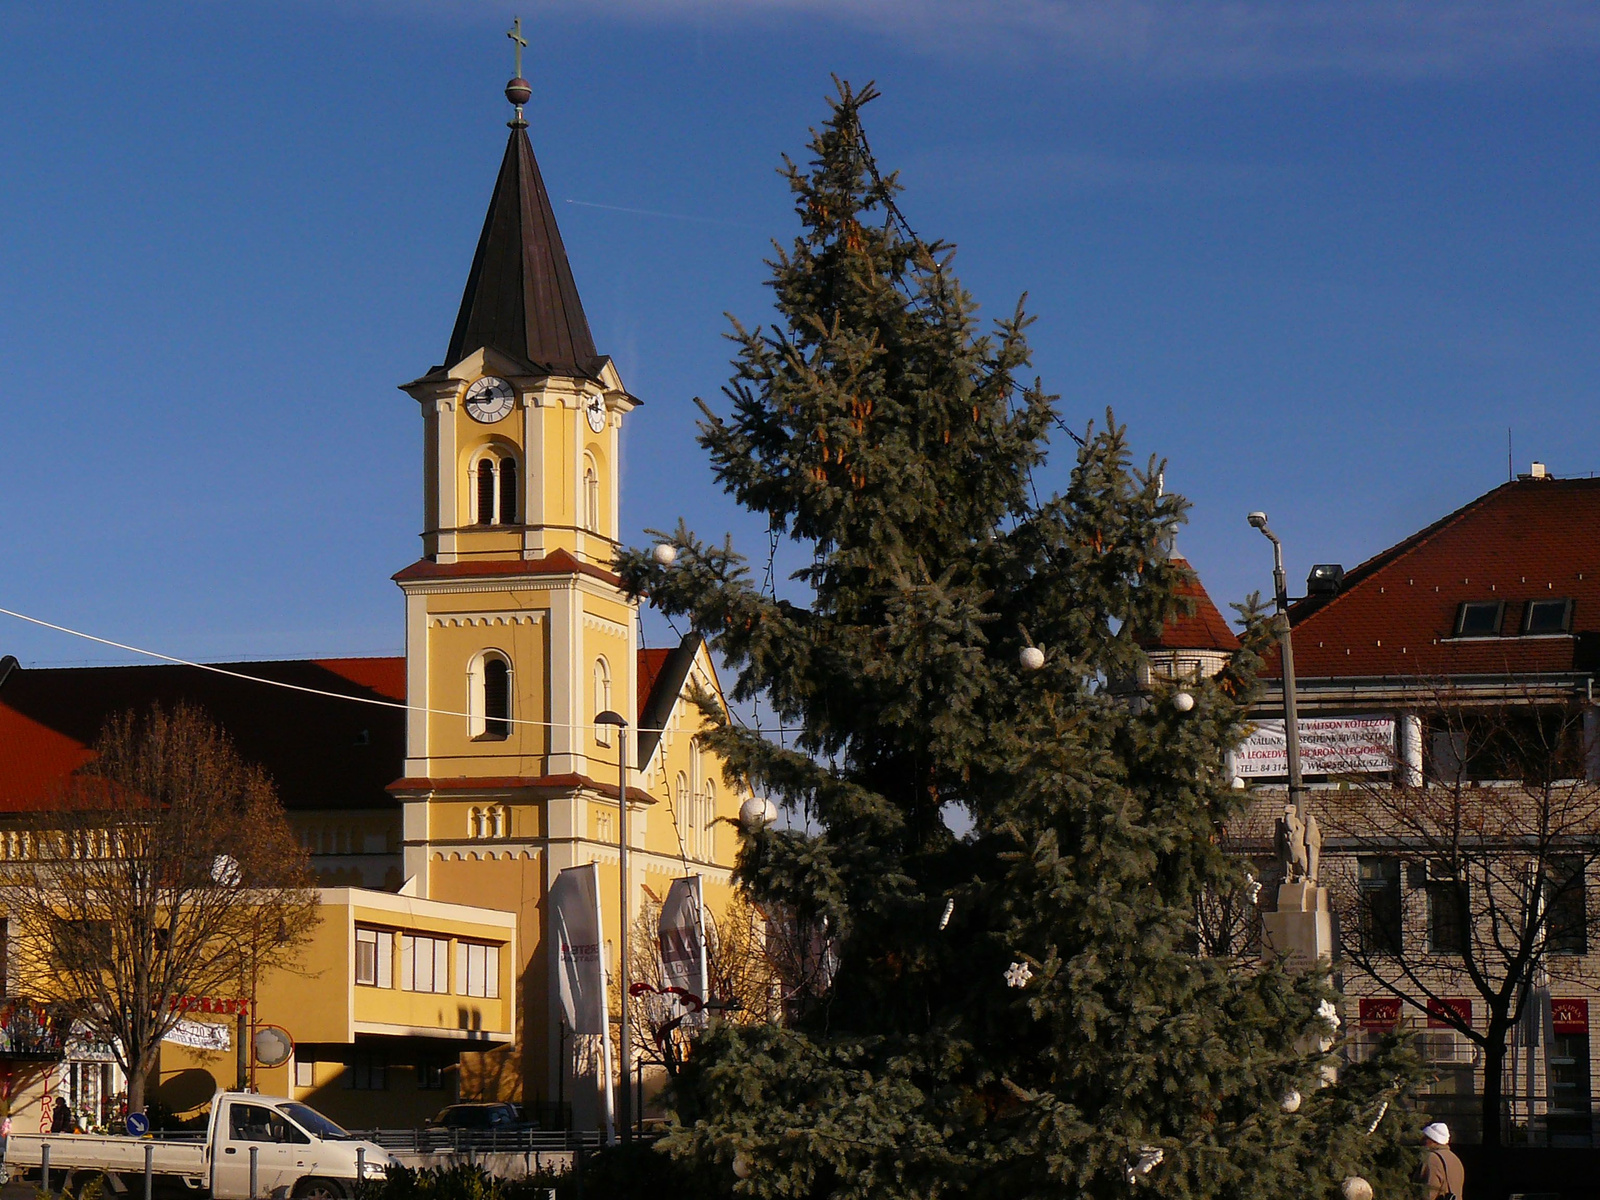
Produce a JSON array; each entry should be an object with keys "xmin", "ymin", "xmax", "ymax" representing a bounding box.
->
[{"xmin": 279, "ymin": 1103, "xmax": 350, "ymax": 1141}]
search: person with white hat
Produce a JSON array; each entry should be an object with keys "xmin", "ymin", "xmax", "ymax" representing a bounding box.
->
[{"xmin": 1419, "ymin": 1122, "xmax": 1464, "ymax": 1200}]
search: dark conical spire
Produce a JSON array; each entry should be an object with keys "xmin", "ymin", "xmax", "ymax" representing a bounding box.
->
[{"xmin": 445, "ymin": 126, "xmax": 601, "ymax": 377}]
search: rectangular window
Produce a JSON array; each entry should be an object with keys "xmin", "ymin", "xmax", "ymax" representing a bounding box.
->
[
  {"xmin": 1545, "ymin": 857, "xmax": 1588, "ymax": 955},
  {"xmin": 1428, "ymin": 878, "xmax": 1469, "ymax": 956},
  {"xmin": 416, "ymin": 1054, "xmax": 448, "ymax": 1090},
  {"xmin": 295, "ymin": 1059, "xmax": 314, "ymax": 1089},
  {"xmin": 354, "ymin": 927, "xmax": 394, "ymax": 988},
  {"xmin": 1523, "ymin": 598, "xmax": 1573, "ymax": 635},
  {"xmin": 1454, "ymin": 601, "xmax": 1504, "ymax": 637},
  {"xmin": 342, "ymin": 1051, "xmax": 387, "ymax": 1091},
  {"xmin": 456, "ymin": 942, "xmax": 501, "ymax": 998},
  {"xmin": 401, "ymin": 934, "xmax": 452, "ymax": 993},
  {"xmin": 1358, "ymin": 857, "xmax": 1403, "ymax": 955}
]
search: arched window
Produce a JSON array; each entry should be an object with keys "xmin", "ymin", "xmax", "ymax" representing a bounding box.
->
[
  {"xmin": 675, "ymin": 772, "xmax": 690, "ymax": 856},
  {"xmin": 583, "ymin": 456, "xmax": 600, "ymax": 533},
  {"xmin": 477, "ymin": 459, "xmax": 497, "ymax": 525},
  {"xmin": 498, "ymin": 458, "xmax": 518, "ymax": 525},
  {"xmin": 491, "ymin": 806, "xmax": 507, "ymax": 838},
  {"xmin": 703, "ymin": 780, "xmax": 716, "ymax": 861},
  {"xmin": 469, "ymin": 808, "xmax": 484, "ymax": 839},
  {"xmin": 593, "ymin": 657, "xmax": 612, "ymax": 746},
  {"xmin": 483, "ymin": 657, "xmax": 511, "ymax": 739}
]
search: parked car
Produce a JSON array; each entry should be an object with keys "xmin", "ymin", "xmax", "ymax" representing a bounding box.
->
[
  {"xmin": 4, "ymin": 1092, "xmax": 392, "ymax": 1199},
  {"xmin": 425, "ymin": 1102, "xmax": 530, "ymax": 1131}
]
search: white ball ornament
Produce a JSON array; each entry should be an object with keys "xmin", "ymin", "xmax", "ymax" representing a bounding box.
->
[
  {"xmin": 1279, "ymin": 1088, "xmax": 1302, "ymax": 1113},
  {"xmin": 1019, "ymin": 645, "xmax": 1046, "ymax": 671},
  {"xmin": 1341, "ymin": 1177, "xmax": 1373, "ymax": 1200},
  {"xmin": 652, "ymin": 543, "xmax": 678, "ymax": 566},
  {"xmin": 1172, "ymin": 691, "xmax": 1195, "ymax": 712},
  {"xmin": 732, "ymin": 1153, "xmax": 753, "ymax": 1180},
  {"xmin": 740, "ymin": 796, "xmax": 778, "ymax": 832},
  {"xmin": 1230, "ymin": 776, "xmax": 1247, "ymax": 790}
]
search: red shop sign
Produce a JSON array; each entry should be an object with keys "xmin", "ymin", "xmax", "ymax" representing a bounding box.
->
[
  {"xmin": 1359, "ymin": 998, "xmax": 1402, "ymax": 1030},
  {"xmin": 1552, "ymin": 998, "xmax": 1589, "ymax": 1035},
  {"xmin": 177, "ymin": 996, "xmax": 249, "ymax": 1017},
  {"xmin": 1427, "ymin": 998, "xmax": 1472, "ymax": 1029}
]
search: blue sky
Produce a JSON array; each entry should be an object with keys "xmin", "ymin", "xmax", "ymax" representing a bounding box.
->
[{"xmin": 2, "ymin": 1, "xmax": 1597, "ymax": 671}]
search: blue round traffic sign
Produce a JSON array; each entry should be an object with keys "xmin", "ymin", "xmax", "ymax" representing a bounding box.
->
[{"xmin": 126, "ymin": 1112, "xmax": 150, "ymax": 1136}]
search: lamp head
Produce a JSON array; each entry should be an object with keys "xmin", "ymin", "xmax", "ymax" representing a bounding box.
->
[
  {"xmin": 1247, "ymin": 511, "xmax": 1269, "ymax": 530},
  {"xmin": 594, "ymin": 710, "xmax": 629, "ymax": 729}
]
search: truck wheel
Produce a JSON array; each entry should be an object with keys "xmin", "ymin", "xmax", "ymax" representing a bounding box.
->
[{"xmin": 293, "ymin": 1179, "xmax": 348, "ymax": 1200}]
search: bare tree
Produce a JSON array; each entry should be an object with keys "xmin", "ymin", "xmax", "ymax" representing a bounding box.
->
[
  {"xmin": 624, "ymin": 893, "xmax": 782, "ymax": 1079},
  {"xmin": 1323, "ymin": 684, "xmax": 1600, "ymax": 1146},
  {"xmin": 4, "ymin": 704, "xmax": 319, "ymax": 1115}
]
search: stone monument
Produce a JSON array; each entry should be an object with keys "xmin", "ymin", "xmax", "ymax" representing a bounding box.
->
[{"xmin": 1263, "ymin": 803, "xmax": 1334, "ymax": 969}]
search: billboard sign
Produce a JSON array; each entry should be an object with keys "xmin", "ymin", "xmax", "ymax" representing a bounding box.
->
[{"xmin": 1235, "ymin": 716, "xmax": 1395, "ymax": 778}]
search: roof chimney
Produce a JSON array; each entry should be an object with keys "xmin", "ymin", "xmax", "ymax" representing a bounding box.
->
[
  {"xmin": 1306, "ymin": 564, "xmax": 1344, "ymax": 596},
  {"xmin": 1530, "ymin": 461, "xmax": 1548, "ymax": 479},
  {"xmin": 0, "ymin": 655, "xmax": 17, "ymax": 690}
]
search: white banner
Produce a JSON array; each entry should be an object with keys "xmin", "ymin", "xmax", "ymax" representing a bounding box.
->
[
  {"xmin": 551, "ymin": 864, "xmax": 608, "ymax": 1035},
  {"xmin": 162, "ymin": 1018, "xmax": 232, "ymax": 1052},
  {"xmin": 1235, "ymin": 716, "xmax": 1395, "ymax": 778},
  {"xmin": 659, "ymin": 875, "xmax": 708, "ymax": 1027}
]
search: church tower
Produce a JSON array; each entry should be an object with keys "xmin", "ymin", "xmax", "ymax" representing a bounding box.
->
[{"xmin": 389, "ymin": 63, "xmax": 646, "ymax": 1109}]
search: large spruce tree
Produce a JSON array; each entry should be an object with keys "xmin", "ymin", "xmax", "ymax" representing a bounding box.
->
[{"xmin": 616, "ymin": 82, "xmax": 1419, "ymax": 1200}]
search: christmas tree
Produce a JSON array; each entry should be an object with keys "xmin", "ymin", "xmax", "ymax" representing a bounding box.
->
[{"xmin": 616, "ymin": 80, "xmax": 1420, "ymax": 1200}]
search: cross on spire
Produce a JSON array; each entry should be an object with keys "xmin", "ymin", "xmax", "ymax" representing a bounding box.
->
[{"xmin": 507, "ymin": 17, "xmax": 527, "ymax": 79}]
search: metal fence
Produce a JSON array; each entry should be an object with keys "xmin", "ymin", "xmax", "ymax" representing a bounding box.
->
[{"xmin": 354, "ymin": 1128, "xmax": 610, "ymax": 1154}]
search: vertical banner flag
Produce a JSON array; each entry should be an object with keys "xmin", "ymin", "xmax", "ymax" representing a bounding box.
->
[
  {"xmin": 659, "ymin": 875, "xmax": 709, "ymax": 1026},
  {"xmin": 551, "ymin": 863, "xmax": 615, "ymax": 1141},
  {"xmin": 552, "ymin": 864, "xmax": 607, "ymax": 1033}
]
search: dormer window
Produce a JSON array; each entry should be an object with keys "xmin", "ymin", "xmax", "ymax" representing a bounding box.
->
[
  {"xmin": 1523, "ymin": 598, "xmax": 1573, "ymax": 635},
  {"xmin": 1454, "ymin": 601, "xmax": 1503, "ymax": 637},
  {"xmin": 473, "ymin": 453, "xmax": 520, "ymax": 526}
]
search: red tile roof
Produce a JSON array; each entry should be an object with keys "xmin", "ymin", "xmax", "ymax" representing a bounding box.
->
[
  {"xmin": 1138, "ymin": 553, "xmax": 1241, "ymax": 652},
  {"xmin": 0, "ymin": 658, "xmax": 407, "ymax": 814},
  {"xmin": 1264, "ymin": 478, "xmax": 1600, "ymax": 680},
  {"xmin": 0, "ymin": 649, "xmax": 683, "ymax": 815},
  {"xmin": 636, "ymin": 648, "xmax": 671, "ymax": 725},
  {"xmin": 392, "ymin": 549, "xmax": 621, "ymax": 587}
]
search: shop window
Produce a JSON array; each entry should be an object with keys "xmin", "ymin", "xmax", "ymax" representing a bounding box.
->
[
  {"xmin": 355, "ymin": 927, "xmax": 393, "ymax": 988},
  {"xmin": 456, "ymin": 941, "xmax": 501, "ymax": 998},
  {"xmin": 401, "ymin": 934, "xmax": 451, "ymax": 993}
]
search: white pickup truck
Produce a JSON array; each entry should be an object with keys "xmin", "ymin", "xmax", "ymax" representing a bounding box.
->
[{"xmin": 3, "ymin": 1092, "xmax": 395, "ymax": 1199}]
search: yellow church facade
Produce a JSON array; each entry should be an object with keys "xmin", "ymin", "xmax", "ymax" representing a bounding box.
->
[
  {"xmin": 382, "ymin": 91, "xmax": 747, "ymax": 1118},
  {"xmin": 0, "ymin": 77, "xmax": 745, "ymax": 1131}
]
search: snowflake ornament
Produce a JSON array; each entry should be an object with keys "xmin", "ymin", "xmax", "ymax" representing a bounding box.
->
[
  {"xmin": 1125, "ymin": 1147, "xmax": 1164, "ymax": 1184},
  {"xmin": 1004, "ymin": 961, "xmax": 1033, "ymax": 989}
]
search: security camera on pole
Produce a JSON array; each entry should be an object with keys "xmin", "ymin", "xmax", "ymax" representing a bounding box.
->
[{"xmin": 1247, "ymin": 512, "xmax": 1333, "ymax": 970}]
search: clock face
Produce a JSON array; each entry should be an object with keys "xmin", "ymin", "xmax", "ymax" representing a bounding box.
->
[
  {"xmin": 464, "ymin": 376, "xmax": 515, "ymax": 423},
  {"xmin": 585, "ymin": 394, "xmax": 607, "ymax": 434}
]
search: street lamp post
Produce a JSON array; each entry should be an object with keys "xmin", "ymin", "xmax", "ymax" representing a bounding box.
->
[
  {"xmin": 1248, "ymin": 512, "xmax": 1306, "ymax": 822},
  {"xmin": 594, "ymin": 710, "xmax": 631, "ymax": 1145}
]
